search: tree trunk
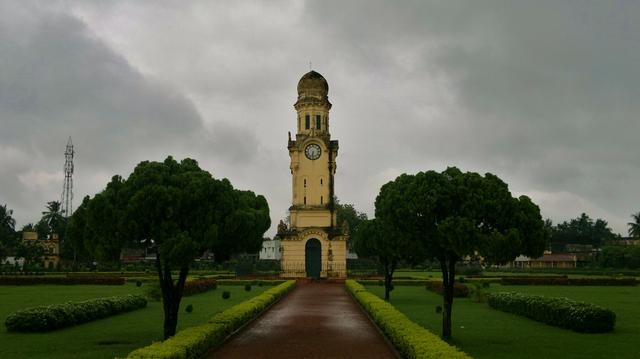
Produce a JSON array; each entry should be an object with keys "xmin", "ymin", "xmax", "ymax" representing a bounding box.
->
[
  {"xmin": 156, "ymin": 253, "xmax": 190, "ymax": 340},
  {"xmin": 383, "ymin": 258, "xmax": 396, "ymax": 301},
  {"xmin": 440, "ymin": 257, "xmax": 456, "ymax": 341}
]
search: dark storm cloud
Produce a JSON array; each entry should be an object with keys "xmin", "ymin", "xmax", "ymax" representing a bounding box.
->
[
  {"xmin": 0, "ymin": 1, "xmax": 257, "ymax": 225},
  {"xmin": 1, "ymin": 0, "xmax": 638, "ymax": 235}
]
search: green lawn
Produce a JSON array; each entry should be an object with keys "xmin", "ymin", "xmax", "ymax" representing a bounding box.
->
[
  {"xmin": 0, "ymin": 283, "xmax": 267, "ymax": 359},
  {"xmin": 365, "ymin": 284, "xmax": 640, "ymax": 359}
]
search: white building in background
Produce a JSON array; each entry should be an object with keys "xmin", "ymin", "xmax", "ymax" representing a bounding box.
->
[{"xmin": 259, "ymin": 239, "xmax": 281, "ymax": 260}]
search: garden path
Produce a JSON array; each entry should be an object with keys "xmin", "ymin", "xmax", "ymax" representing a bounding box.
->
[{"xmin": 205, "ymin": 281, "xmax": 398, "ymax": 359}]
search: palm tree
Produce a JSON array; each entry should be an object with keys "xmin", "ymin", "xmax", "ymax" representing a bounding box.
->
[
  {"xmin": 0, "ymin": 204, "xmax": 16, "ymax": 242},
  {"xmin": 629, "ymin": 212, "xmax": 640, "ymax": 238},
  {"xmin": 40, "ymin": 201, "xmax": 66, "ymax": 238}
]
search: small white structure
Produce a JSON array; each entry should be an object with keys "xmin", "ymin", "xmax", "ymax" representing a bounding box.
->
[
  {"xmin": 3, "ymin": 256, "xmax": 24, "ymax": 268},
  {"xmin": 259, "ymin": 239, "xmax": 281, "ymax": 260}
]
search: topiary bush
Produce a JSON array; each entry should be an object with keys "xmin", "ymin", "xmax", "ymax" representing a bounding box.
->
[
  {"xmin": 185, "ymin": 304, "xmax": 193, "ymax": 313},
  {"xmin": 5, "ymin": 295, "xmax": 147, "ymax": 332},
  {"xmin": 222, "ymin": 291, "xmax": 231, "ymax": 299},
  {"xmin": 244, "ymin": 284, "xmax": 252, "ymax": 292},
  {"xmin": 136, "ymin": 280, "xmax": 143, "ymax": 287},
  {"xmin": 487, "ymin": 292, "xmax": 616, "ymax": 333}
]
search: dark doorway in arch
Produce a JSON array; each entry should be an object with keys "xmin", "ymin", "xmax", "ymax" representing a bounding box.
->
[{"xmin": 305, "ymin": 238, "xmax": 322, "ymax": 279}]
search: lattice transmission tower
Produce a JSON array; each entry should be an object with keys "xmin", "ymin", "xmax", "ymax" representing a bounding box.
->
[{"xmin": 61, "ymin": 137, "xmax": 74, "ymax": 218}]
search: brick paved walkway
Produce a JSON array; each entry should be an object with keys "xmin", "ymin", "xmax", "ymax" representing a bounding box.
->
[{"xmin": 206, "ymin": 282, "xmax": 397, "ymax": 359}]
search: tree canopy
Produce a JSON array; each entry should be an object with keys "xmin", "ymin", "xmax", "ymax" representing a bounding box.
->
[
  {"xmin": 628, "ymin": 212, "xmax": 640, "ymax": 238},
  {"xmin": 0, "ymin": 204, "xmax": 17, "ymax": 258},
  {"xmin": 548, "ymin": 213, "xmax": 617, "ymax": 251},
  {"xmin": 70, "ymin": 156, "xmax": 270, "ymax": 338},
  {"xmin": 352, "ymin": 218, "xmax": 412, "ymax": 300},
  {"xmin": 335, "ymin": 200, "xmax": 368, "ymax": 241},
  {"xmin": 375, "ymin": 167, "xmax": 546, "ymax": 340}
]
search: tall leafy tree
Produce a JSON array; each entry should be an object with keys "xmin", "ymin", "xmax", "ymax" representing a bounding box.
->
[
  {"xmin": 0, "ymin": 204, "xmax": 17, "ymax": 256},
  {"xmin": 376, "ymin": 167, "xmax": 546, "ymax": 340},
  {"xmin": 66, "ymin": 196, "xmax": 93, "ymax": 268},
  {"xmin": 335, "ymin": 200, "xmax": 368, "ymax": 243},
  {"xmin": 628, "ymin": 212, "xmax": 640, "ymax": 238},
  {"xmin": 74, "ymin": 157, "xmax": 270, "ymax": 339},
  {"xmin": 352, "ymin": 218, "xmax": 414, "ymax": 301},
  {"xmin": 550, "ymin": 213, "xmax": 617, "ymax": 250}
]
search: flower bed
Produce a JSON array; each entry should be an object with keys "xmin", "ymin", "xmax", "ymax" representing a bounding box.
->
[
  {"xmin": 425, "ymin": 281, "xmax": 470, "ymax": 297},
  {"xmin": 182, "ymin": 279, "xmax": 217, "ymax": 296}
]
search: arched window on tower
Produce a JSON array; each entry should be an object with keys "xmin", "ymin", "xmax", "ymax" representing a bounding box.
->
[
  {"xmin": 320, "ymin": 178, "xmax": 323, "ymax": 186},
  {"xmin": 305, "ymin": 114, "xmax": 310, "ymax": 129},
  {"xmin": 316, "ymin": 114, "xmax": 321, "ymax": 129},
  {"xmin": 321, "ymin": 196, "xmax": 323, "ymax": 205},
  {"xmin": 304, "ymin": 178, "xmax": 307, "ymax": 188},
  {"xmin": 304, "ymin": 196, "xmax": 307, "ymax": 205}
]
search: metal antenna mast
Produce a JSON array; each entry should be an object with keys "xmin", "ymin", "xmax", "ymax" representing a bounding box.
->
[{"xmin": 61, "ymin": 137, "xmax": 74, "ymax": 217}]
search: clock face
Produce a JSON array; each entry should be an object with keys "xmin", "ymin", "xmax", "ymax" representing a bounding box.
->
[{"xmin": 304, "ymin": 143, "xmax": 321, "ymax": 160}]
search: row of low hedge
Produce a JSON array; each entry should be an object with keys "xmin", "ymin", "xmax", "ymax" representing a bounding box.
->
[
  {"xmin": 0, "ymin": 276, "xmax": 125, "ymax": 285},
  {"xmin": 346, "ymin": 280, "xmax": 472, "ymax": 359},
  {"xmin": 126, "ymin": 280, "xmax": 296, "ymax": 359},
  {"xmin": 487, "ymin": 292, "xmax": 616, "ymax": 333},
  {"xmin": 182, "ymin": 279, "xmax": 218, "ymax": 296},
  {"xmin": 215, "ymin": 279, "xmax": 285, "ymax": 286},
  {"xmin": 66, "ymin": 271, "xmax": 153, "ymax": 278},
  {"xmin": 5, "ymin": 294, "xmax": 147, "ymax": 332},
  {"xmin": 357, "ymin": 279, "xmax": 427, "ymax": 286},
  {"xmin": 425, "ymin": 281, "xmax": 470, "ymax": 297},
  {"xmin": 501, "ymin": 277, "xmax": 637, "ymax": 286}
]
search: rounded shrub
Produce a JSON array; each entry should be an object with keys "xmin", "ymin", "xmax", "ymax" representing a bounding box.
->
[
  {"xmin": 458, "ymin": 276, "xmax": 465, "ymax": 283},
  {"xmin": 435, "ymin": 305, "xmax": 443, "ymax": 314},
  {"xmin": 185, "ymin": 304, "xmax": 193, "ymax": 313},
  {"xmin": 222, "ymin": 291, "xmax": 231, "ymax": 299},
  {"xmin": 482, "ymin": 282, "xmax": 490, "ymax": 288},
  {"xmin": 244, "ymin": 284, "xmax": 252, "ymax": 292},
  {"xmin": 136, "ymin": 280, "xmax": 142, "ymax": 287}
]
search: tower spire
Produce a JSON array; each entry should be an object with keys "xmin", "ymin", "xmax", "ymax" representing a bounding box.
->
[{"xmin": 61, "ymin": 137, "xmax": 74, "ymax": 218}]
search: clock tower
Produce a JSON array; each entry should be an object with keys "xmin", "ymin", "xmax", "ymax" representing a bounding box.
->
[{"xmin": 278, "ymin": 71, "xmax": 348, "ymax": 278}]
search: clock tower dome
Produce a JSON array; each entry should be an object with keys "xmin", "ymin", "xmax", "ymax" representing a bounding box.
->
[{"xmin": 278, "ymin": 71, "xmax": 348, "ymax": 278}]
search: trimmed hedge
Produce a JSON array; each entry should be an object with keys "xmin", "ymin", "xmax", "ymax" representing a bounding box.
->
[
  {"xmin": 487, "ymin": 292, "xmax": 616, "ymax": 333},
  {"xmin": 5, "ymin": 295, "xmax": 147, "ymax": 332},
  {"xmin": 501, "ymin": 277, "xmax": 637, "ymax": 286},
  {"xmin": 425, "ymin": 281, "xmax": 470, "ymax": 298},
  {"xmin": 346, "ymin": 280, "xmax": 472, "ymax": 359},
  {"xmin": 0, "ymin": 276, "xmax": 125, "ymax": 285},
  {"xmin": 126, "ymin": 280, "xmax": 296, "ymax": 359},
  {"xmin": 358, "ymin": 279, "xmax": 427, "ymax": 286},
  {"xmin": 216, "ymin": 279, "xmax": 285, "ymax": 286},
  {"xmin": 182, "ymin": 279, "xmax": 217, "ymax": 296}
]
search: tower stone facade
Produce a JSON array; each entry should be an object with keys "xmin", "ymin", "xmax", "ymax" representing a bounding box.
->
[{"xmin": 279, "ymin": 71, "xmax": 348, "ymax": 278}]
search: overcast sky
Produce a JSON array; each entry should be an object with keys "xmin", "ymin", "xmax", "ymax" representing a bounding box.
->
[{"xmin": 1, "ymin": 1, "xmax": 638, "ymax": 236}]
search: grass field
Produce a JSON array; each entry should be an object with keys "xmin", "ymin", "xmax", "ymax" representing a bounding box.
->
[
  {"xmin": 0, "ymin": 283, "xmax": 267, "ymax": 359},
  {"xmin": 365, "ymin": 284, "xmax": 640, "ymax": 359}
]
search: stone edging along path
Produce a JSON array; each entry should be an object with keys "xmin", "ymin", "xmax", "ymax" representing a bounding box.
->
[{"xmin": 205, "ymin": 281, "xmax": 398, "ymax": 359}]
